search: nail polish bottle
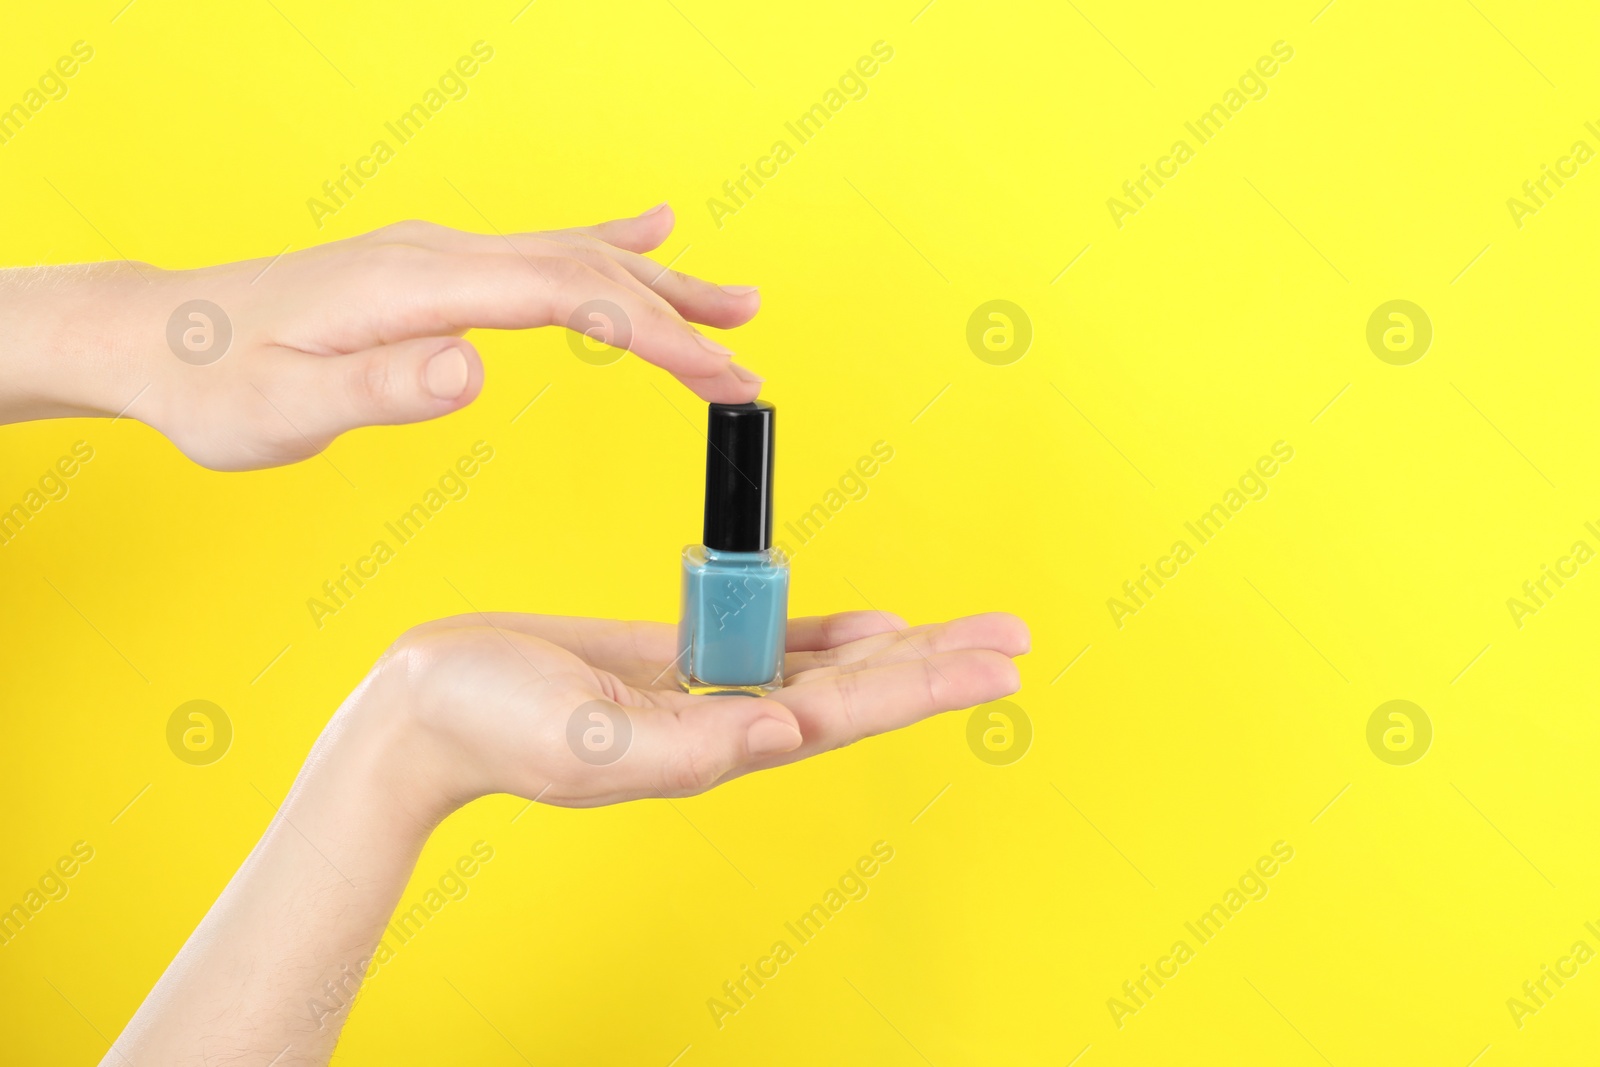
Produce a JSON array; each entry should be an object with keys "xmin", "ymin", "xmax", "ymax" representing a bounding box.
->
[{"xmin": 677, "ymin": 401, "xmax": 789, "ymax": 696}]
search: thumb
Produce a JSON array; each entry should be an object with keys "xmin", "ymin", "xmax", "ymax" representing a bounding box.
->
[
  {"xmin": 654, "ymin": 698, "xmax": 805, "ymax": 797},
  {"xmin": 298, "ymin": 336, "xmax": 484, "ymax": 439},
  {"xmin": 571, "ymin": 697, "xmax": 803, "ymax": 802}
]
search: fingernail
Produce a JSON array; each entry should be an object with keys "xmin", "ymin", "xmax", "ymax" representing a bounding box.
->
[
  {"xmin": 696, "ymin": 333, "xmax": 735, "ymax": 358},
  {"xmin": 746, "ymin": 717, "xmax": 802, "ymax": 757},
  {"xmin": 720, "ymin": 284, "xmax": 760, "ymax": 296},
  {"xmin": 640, "ymin": 201, "xmax": 669, "ymax": 217},
  {"xmin": 731, "ymin": 363, "xmax": 764, "ymax": 384},
  {"xmin": 425, "ymin": 347, "xmax": 470, "ymax": 400}
]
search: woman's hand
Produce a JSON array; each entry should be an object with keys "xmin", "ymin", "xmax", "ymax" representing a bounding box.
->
[
  {"xmin": 0, "ymin": 204, "xmax": 762, "ymax": 470},
  {"xmin": 358, "ymin": 609, "xmax": 1031, "ymax": 821},
  {"xmin": 106, "ymin": 608, "xmax": 1026, "ymax": 1066}
]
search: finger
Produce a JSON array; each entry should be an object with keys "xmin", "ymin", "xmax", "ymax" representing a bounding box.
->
[
  {"xmin": 404, "ymin": 240, "xmax": 686, "ymax": 337},
  {"xmin": 562, "ymin": 202, "xmax": 677, "ymax": 254},
  {"xmin": 285, "ymin": 336, "xmax": 483, "ymax": 440},
  {"xmin": 384, "ymin": 217, "xmax": 760, "ymax": 331},
  {"xmin": 512, "ymin": 243, "xmax": 761, "ymax": 375},
  {"xmin": 374, "ymin": 206, "xmax": 675, "ymax": 256},
  {"xmin": 787, "ymin": 612, "xmax": 1030, "ymax": 677},
  {"xmin": 785, "ymin": 611, "xmax": 908, "ymax": 653},
  {"xmin": 540, "ymin": 232, "xmax": 760, "ymax": 331},
  {"xmin": 774, "ymin": 649, "xmax": 1022, "ymax": 751},
  {"xmin": 387, "ymin": 251, "xmax": 742, "ymax": 383},
  {"xmin": 676, "ymin": 363, "xmax": 765, "ymax": 404}
]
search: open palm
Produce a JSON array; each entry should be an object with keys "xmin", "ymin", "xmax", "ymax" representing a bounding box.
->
[{"xmin": 383, "ymin": 608, "xmax": 1030, "ymax": 811}]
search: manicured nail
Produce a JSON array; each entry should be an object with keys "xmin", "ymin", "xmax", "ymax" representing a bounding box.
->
[
  {"xmin": 696, "ymin": 333, "xmax": 735, "ymax": 358},
  {"xmin": 640, "ymin": 201, "xmax": 670, "ymax": 217},
  {"xmin": 720, "ymin": 284, "xmax": 760, "ymax": 296},
  {"xmin": 746, "ymin": 717, "xmax": 802, "ymax": 757},
  {"xmin": 425, "ymin": 347, "xmax": 470, "ymax": 400},
  {"xmin": 731, "ymin": 363, "xmax": 764, "ymax": 384}
]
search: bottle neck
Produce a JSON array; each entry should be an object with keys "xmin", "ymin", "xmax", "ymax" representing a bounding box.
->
[{"xmin": 703, "ymin": 546, "xmax": 770, "ymax": 561}]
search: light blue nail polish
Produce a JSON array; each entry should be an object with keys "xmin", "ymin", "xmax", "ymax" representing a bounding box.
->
[
  {"xmin": 677, "ymin": 402, "xmax": 789, "ymax": 696},
  {"xmin": 678, "ymin": 546, "xmax": 789, "ymax": 693}
]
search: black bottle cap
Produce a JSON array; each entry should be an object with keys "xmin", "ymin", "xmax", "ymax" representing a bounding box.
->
[{"xmin": 702, "ymin": 401, "xmax": 775, "ymax": 552}]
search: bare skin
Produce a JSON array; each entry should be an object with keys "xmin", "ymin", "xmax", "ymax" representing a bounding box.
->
[
  {"xmin": 0, "ymin": 204, "xmax": 762, "ymax": 469},
  {"xmin": 0, "ymin": 205, "xmax": 1030, "ymax": 1063},
  {"xmin": 105, "ymin": 609, "xmax": 1029, "ymax": 1065}
]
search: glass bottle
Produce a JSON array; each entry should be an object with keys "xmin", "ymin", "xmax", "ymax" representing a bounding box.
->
[{"xmin": 677, "ymin": 401, "xmax": 789, "ymax": 695}]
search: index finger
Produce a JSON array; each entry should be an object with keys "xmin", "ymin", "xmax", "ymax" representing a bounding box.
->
[
  {"xmin": 785, "ymin": 611, "xmax": 908, "ymax": 652},
  {"xmin": 385, "ymin": 250, "xmax": 755, "ymax": 397},
  {"xmin": 772, "ymin": 648, "xmax": 1022, "ymax": 749}
]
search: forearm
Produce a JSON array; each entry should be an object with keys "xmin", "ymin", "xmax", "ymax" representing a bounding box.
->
[
  {"xmin": 0, "ymin": 263, "xmax": 153, "ymax": 423},
  {"xmin": 107, "ymin": 687, "xmax": 444, "ymax": 1066}
]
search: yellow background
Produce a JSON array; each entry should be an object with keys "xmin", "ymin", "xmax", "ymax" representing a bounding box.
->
[{"xmin": 2, "ymin": 0, "xmax": 1598, "ymax": 1063}]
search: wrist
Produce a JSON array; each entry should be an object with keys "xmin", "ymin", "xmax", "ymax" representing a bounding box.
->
[
  {"xmin": 282, "ymin": 669, "xmax": 455, "ymax": 868},
  {"xmin": 0, "ymin": 263, "xmax": 158, "ymax": 423}
]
